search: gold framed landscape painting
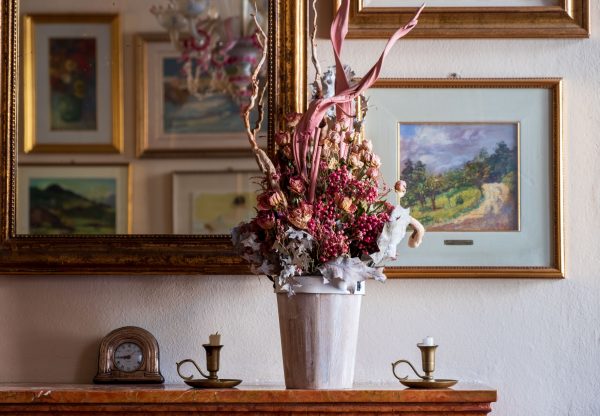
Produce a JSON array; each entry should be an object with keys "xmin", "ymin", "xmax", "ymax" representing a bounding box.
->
[
  {"xmin": 22, "ymin": 14, "xmax": 123, "ymax": 153},
  {"xmin": 135, "ymin": 33, "xmax": 266, "ymax": 158},
  {"xmin": 172, "ymin": 170, "xmax": 260, "ymax": 235},
  {"xmin": 17, "ymin": 164, "xmax": 130, "ymax": 235},
  {"xmin": 364, "ymin": 78, "xmax": 563, "ymax": 278},
  {"xmin": 335, "ymin": 0, "xmax": 589, "ymax": 38}
]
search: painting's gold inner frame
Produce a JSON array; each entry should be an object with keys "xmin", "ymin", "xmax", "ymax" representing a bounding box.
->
[
  {"xmin": 22, "ymin": 14, "xmax": 123, "ymax": 154},
  {"xmin": 370, "ymin": 78, "xmax": 563, "ymax": 278},
  {"xmin": 335, "ymin": 0, "xmax": 589, "ymax": 38}
]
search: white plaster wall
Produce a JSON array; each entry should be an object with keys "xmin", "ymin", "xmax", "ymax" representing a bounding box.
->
[{"xmin": 2, "ymin": 1, "xmax": 600, "ymax": 416}]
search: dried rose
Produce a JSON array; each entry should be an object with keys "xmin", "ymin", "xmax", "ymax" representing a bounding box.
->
[
  {"xmin": 285, "ymin": 112, "xmax": 303, "ymax": 128},
  {"xmin": 281, "ymin": 145, "xmax": 293, "ymax": 159},
  {"xmin": 256, "ymin": 210, "xmax": 276, "ymax": 230},
  {"xmin": 275, "ymin": 131, "xmax": 291, "ymax": 146},
  {"xmin": 269, "ymin": 191, "xmax": 288, "ymax": 209},
  {"xmin": 348, "ymin": 153, "xmax": 364, "ymax": 169},
  {"xmin": 361, "ymin": 139, "xmax": 373, "ymax": 152},
  {"xmin": 395, "ymin": 180, "xmax": 407, "ymax": 195},
  {"xmin": 288, "ymin": 203, "xmax": 313, "ymax": 230},
  {"xmin": 369, "ymin": 154, "xmax": 381, "ymax": 168},
  {"xmin": 288, "ymin": 176, "xmax": 306, "ymax": 195},
  {"xmin": 329, "ymin": 131, "xmax": 342, "ymax": 144},
  {"xmin": 327, "ymin": 158, "xmax": 340, "ymax": 170},
  {"xmin": 366, "ymin": 167, "xmax": 379, "ymax": 179},
  {"xmin": 338, "ymin": 197, "xmax": 357, "ymax": 214},
  {"xmin": 256, "ymin": 192, "xmax": 273, "ymax": 211}
]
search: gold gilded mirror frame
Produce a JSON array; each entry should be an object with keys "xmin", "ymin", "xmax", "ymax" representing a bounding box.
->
[{"xmin": 0, "ymin": 0, "xmax": 306, "ymax": 274}]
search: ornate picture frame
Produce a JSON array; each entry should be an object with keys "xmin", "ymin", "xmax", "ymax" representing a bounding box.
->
[
  {"xmin": 334, "ymin": 0, "xmax": 589, "ymax": 39},
  {"xmin": 17, "ymin": 164, "xmax": 131, "ymax": 235},
  {"xmin": 365, "ymin": 78, "xmax": 564, "ymax": 278},
  {"xmin": 22, "ymin": 14, "xmax": 123, "ymax": 153},
  {"xmin": 0, "ymin": 0, "xmax": 305, "ymax": 274},
  {"xmin": 172, "ymin": 170, "xmax": 260, "ymax": 234}
]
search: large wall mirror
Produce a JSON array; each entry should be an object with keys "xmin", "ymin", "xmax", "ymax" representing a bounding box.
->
[{"xmin": 0, "ymin": 0, "xmax": 307, "ymax": 274}]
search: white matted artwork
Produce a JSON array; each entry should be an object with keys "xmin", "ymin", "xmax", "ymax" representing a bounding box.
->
[
  {"xmin": 363, "ymin": 79, "xmax": 563, "ymax": 278},
  {"xmin": 23, "ymin": 15, "xmax": 122, "ymax": 153},
  {"xmin": 17, "ymin": 164, "xmax": 130, "ymax": 235},
  {"xmin": 172, "ymin": 170, "xmax": 260, "ymax": 234}
]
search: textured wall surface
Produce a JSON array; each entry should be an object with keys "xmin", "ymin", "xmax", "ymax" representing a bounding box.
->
[{"xmin": 2, "ymin": 2, "xmax": 600, "ymax": 416}]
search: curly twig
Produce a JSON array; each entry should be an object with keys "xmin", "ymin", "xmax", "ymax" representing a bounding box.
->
[{"xmin": 311, "ymin": 0, "xmax": 323, "ymax": 98}]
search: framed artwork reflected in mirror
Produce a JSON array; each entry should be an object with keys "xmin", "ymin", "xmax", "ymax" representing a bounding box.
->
[{"xmin": 0, "ymin": 0, "xmax": 307, "ymax": 274}]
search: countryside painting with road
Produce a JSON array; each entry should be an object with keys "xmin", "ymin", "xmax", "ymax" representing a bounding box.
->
[{"xmin": 399, "ymin": 123, "xmax": 519, "ymax": 232}]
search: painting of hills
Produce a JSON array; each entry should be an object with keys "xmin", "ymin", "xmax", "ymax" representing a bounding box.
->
[
  {"xmin": 29, "ymin": 178, "xmax": 116, "ymax": 234},
  {"xmin": 399, "ymin": 123, "xmax": 519, "ymax": 232}
]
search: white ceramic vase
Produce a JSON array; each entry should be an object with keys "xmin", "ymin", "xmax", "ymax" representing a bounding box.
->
[{"xmin": 275, "ymin": 276, "xmax": 365, "ymax": 389}]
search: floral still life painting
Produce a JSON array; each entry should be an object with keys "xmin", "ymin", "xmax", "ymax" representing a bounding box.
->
[
  {"xmin": 399, "ymin": 123, "xmax": 519, "ymax": 232},
  {"xmin": 29, "ymin": 178, "xmax": 116, "ymax": 235},
  {"xmin": 49, "ymin": 38, "xmax": 98, "ymax": 131}
]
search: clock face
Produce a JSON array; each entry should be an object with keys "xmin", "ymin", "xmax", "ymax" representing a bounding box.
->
[{"xmin": 113, "ymin": 342, "xmax": 143, "ymax": 372}]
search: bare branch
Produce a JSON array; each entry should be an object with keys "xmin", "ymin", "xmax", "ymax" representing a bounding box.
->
[
  {"xmin": 241, "ymin": 3, "xmax": 269, "ymax": 152},
  {"xmin": 310, "ymin": 0, "xmax": 323, "ymax": 98}
]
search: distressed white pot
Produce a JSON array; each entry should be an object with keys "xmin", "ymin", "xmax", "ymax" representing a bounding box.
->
[{"xmin": 275, "ymin": 276, "xmax": 365, "ymax": 389}]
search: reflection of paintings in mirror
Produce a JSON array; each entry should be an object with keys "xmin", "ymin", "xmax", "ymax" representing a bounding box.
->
[
  {"xmin": 399, "ymin": 123, "xmax": 519, "ymax": 232},
  {"xmin": 172, "ymin": 170, "xmax": 260, "ymax": 234},
  {"xmin": 192, "ymin": 192, "xmax": 256, "ymax": 234},
  {"xmin": 49, "ymin": 38, "xmax": 97, "ymax": 131},
  {"xmin": 17, "ymin": 165, "xmax": 129, "ymax": 235},
  {"xmin": 29, "ymin": 177, "xmax": 116, "ymax": 235},
  {"xmin": 162, "ymin": 58, "xmax": 243, "ymax": 135}
]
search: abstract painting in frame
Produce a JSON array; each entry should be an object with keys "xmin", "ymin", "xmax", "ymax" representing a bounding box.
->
[
  {"xmin": 17, "ymin": 164, "xmax": 130, "ymax": 235},
  {"xmin": 172, "ymin": 170, "xmax": 261, "ymax": 235},
  {"xmin": 334, "ymin": 0, "xmax": 589, "ymax": 38},
  {"xmin": 23, "ymin": 14, "xmax": 123, "ymax": 153},
  {"xmin": 364, "ymin": 78, "xmax": 563, "ymax": 278}
]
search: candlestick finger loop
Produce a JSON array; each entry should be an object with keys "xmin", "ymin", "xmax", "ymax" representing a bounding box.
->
[
  {"xmin": 391, "ymin": 359, "xmax": 425, "ymax": 381},
  {"xmin": 176, "ymin": 359, "xmax": 210, "ymax": 381}
]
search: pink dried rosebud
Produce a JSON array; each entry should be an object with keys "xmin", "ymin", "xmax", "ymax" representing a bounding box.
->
[
  {"xmin": 395, "ymin": 180, "xmax": 407, "ymax": 195},
  {"xmin": 256, "ymin": 210, "xmax": 276, "ymax": 230},
  {"xmin": 288, "ymin": 176, "xmax": 306, "ymax": 195},
  {"xmin": 285, "ymin": 112, "xmax": 303, "ymax": 128},
  {"xmin": 366, "ymin": 167, "xmax": 379, "ymax": 179},
  {"xmin": 256, "ymin": 192, "xmax": 273, "ymax": 211},
  {"xmin": 275, "ymin": 131, "xmax": 291, "ymax": 146},
  {"xmin": 338, "ymin": 197, "xmax": 357, "ymax": 214},
  {"xmin": 361, "ymin": 139, "xmax": 373, "ymax": 152},
  {"xmin": 288, "ymin": 203, "xmax": 313, "ymax": 230}
]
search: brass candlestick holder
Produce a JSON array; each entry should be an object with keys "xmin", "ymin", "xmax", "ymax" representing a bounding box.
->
[
  {"xmin": 176, "ymin": 344, "xmax": 242, "ymax": 389},
  {"xmin": 391, "ymin": 342, "xmax": 458, "ymax": 389}
]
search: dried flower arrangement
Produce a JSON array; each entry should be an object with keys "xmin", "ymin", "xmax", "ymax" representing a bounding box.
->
[{"xmin": 233, "ymin": 0, "xmax": 426, "ymax": 293}]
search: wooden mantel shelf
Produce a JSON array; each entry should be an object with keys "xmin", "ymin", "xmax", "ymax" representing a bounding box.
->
[{"xmin": 0, "ymin": 383, "xmax": 497, "ymax": 414}]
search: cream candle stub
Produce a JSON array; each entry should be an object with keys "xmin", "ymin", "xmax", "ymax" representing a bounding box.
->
[
  {"xmin": 209, "ymin": 333, "xmax": 221, "ymax": 346},
  {"xmin": 421, "ymin": 336, "xmax": 435, "ymax": 346}
]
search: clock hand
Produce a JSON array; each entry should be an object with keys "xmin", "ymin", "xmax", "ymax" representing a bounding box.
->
[{"xmin": 115, "ymin": 355, "xmax": 132, "ymax": 359}]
